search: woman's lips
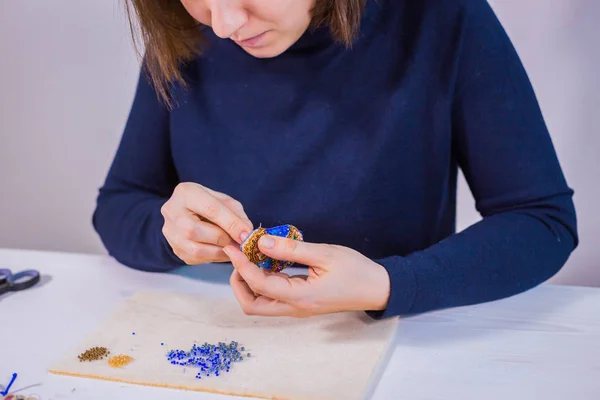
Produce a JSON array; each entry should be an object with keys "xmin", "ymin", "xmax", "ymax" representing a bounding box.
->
[{"xmin": 234, "ymin": 31, "xmax": 269, "ymax": 48}]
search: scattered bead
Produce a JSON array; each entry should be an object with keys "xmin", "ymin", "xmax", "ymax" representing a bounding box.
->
[
  {"xmin": 108, "ymin": 354, "xmax": 134, "ymax": 367},
  {"xmin": 78, "ymin": 347, "xmax": 108, "ymax": 362},
  {"xmin": 166, "ymin": 341, "xmax": 247, "ymax": 379}
]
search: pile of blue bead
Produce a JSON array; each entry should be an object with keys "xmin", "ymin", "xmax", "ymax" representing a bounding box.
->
[{"xmin": 166, "ymin": 341, "xmax": 250, "ymax": 379}]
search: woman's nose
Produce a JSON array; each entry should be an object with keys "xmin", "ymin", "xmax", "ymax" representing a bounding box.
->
[{"xmin": 210, "ymin": 1, "xmax": 248, "ymax": 39}]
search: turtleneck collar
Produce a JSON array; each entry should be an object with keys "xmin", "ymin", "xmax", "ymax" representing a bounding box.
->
[{"xmin": 286, "ymin": 24, "xmax": 332, "ymax": 53}]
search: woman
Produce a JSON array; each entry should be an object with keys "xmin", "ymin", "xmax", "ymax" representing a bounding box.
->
[{"xmin": 93, "ymin": 0, "xmax": 578, "ymax": 319}]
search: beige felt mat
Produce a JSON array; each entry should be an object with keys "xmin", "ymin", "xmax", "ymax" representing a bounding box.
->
[{"xmin": 49, "ymin": 291, "xmax": 398, "ymax": 400}]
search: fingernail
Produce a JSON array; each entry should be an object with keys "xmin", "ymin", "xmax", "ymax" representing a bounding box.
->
[
  {"xmin": 240, "ymin": 231, "xmax": 249, "ymax": 241},
  {"xmin": 222, "ymin": 246, "xmax": 231, "ymax": 256},
  {"xmin": 259, "ymin": 235, "xmax": 275, "ymax": 249}
]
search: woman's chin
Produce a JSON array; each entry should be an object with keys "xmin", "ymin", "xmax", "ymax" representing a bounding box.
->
[{"xmin": 237, "ymin": 38, "xmax": 294, "ymax": 59}]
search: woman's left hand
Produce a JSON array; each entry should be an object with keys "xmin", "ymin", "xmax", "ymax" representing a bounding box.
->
[{"xmin": 222, "ymin": 235, "xmax": 391, "ymax": 318}]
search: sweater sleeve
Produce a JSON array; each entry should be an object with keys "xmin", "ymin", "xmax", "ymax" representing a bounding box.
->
[
  {"xmin": 368, "ymin": 0, "xmax": 578, "ymax": 318},
  {"xmin": 92, "ymin": 68, "xmax": 185, "ymax": 272}
]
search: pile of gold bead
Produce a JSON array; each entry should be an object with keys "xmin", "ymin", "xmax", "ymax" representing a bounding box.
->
[
  {"xmin": 108, "ymin": 354, "xmax": 134, "ymax": 367},
  {"xmin": 77, "ymin": 346, "xmax": 134, "ymax": 368},
  {"xmin": 77, "ymin": 346, "xmax": 109, "ymax": 362}
]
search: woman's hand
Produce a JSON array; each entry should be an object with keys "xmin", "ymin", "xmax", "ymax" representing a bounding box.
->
[
  {"xmin": 223, "ymin": 235, "xmax": 391, "ymax": 317},
  {"xmin": 161, "ymin": 182, "xmax": 254, "ymax": 264}
]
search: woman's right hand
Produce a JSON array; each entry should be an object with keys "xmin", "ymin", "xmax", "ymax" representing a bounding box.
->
[{"xmin": 160, "ymin": 182, "xmax": 254, "ymax": 264}]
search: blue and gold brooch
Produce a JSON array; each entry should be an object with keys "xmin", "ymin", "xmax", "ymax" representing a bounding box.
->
[{"xmin": 240, "ymin": 224, "xmax": 303, "ymax": 272}]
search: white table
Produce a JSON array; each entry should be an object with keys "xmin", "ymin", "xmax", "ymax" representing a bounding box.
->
[{"xmin": 1, "ymin": 248, "xmax": 599, "ymax": 400}]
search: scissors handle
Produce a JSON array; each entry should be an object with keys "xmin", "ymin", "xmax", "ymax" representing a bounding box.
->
[{"xmin": 0, "ymin": 268, "xmax": 40, "ymax": 292}]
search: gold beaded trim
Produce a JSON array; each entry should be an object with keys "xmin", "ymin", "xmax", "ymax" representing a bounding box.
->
[
  {"xmin": 241, "ymin": 227, "xmax": 269, "ymax": 264},
  {"xmin": 287, "ymin": 225, "xmax": 303, "ymax": 241}
]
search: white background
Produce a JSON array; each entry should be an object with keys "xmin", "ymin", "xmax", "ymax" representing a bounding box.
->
[{"xmin": 1, "ymin": 0, "xmax": 598, "ymax": 286}]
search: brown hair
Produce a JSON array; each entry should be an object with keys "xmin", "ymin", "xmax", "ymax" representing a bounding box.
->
[{"xmin": 125, "ymin": 0, "xmax": 366, "ymax": 106}]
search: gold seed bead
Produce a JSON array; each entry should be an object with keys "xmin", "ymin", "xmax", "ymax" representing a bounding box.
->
[
  {"xmin": 108, "ymin": 354, "xmax": 134, "ymax": 368},
  {"xmin": 77, "ymin": 346, "xmax": 109, "ymax": 362}
]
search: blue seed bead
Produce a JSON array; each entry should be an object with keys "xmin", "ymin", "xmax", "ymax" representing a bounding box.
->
[{"xmin": 166, "ymin": 340, "xmax": 247, "ymax": 377}]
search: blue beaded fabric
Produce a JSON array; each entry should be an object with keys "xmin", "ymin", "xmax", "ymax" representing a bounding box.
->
[{"xmin": 240, "ymin": 224, "xmax": 303, "ymax": 272}]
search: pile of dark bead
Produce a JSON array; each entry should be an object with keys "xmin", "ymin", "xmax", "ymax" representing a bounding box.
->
[
  {"xmin": 78, "ymin": 346, "xmax": 109, "ymax": 362},
  {"xmin": 166, "ymin": 341, "xmax": 250, "ymax": 379}
]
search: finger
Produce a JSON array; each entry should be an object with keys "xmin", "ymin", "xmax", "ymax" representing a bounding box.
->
[
  {"xmin": 204, "ymin": 190, "xmax": 253, "ymax": 226},
  {"xmin": 257, "ymin": 236, "xmax": 334, "ymax": 267},
  {"xmin": 180, "ymin": 241, "xmax": 229, "ymax": 264},
  {"xmin": 181, "ymin": 185, "xmax": 253, "ymax": 232},
  {"xmin": 224, "ymin": 200, "xmax": 253, "ymax": 229},
  {"xmin": 182, "ymin": 186, "xmax": 253, "ymax": 243},
  {"xmin": 164, "ymin": 218, "xmax": 232, "ymax": 262},
  {"xmin": 289, "ymin": 274, "xmax": 309, "ymax": 280},
  {"xmin": 224, "ymin": 245, "xmax": 309, "ymax": 304},
  {"xmin": 230, "ymin": 269, "xmax": 257, "ymax": 304},
  {"xmin": 179, "ymin": 214, "xmax": 237, "ymax": 247},
  {"xmin": 247, "ymin": 297, "xmax": 303, "ymax": 317},
  {"xmin": 230, "ymin": 270, "xmax": 302, "ymax": 317}
]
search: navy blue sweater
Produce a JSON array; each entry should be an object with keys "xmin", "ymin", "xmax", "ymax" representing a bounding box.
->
[{"xmin": 93, "ymin": 0, "xmax": 578, "ymax": 318}]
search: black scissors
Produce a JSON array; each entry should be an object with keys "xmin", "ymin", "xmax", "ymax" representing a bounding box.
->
[{"xmin": 0, "ymin": 268, "xmax": 40, "ymax": 295}]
